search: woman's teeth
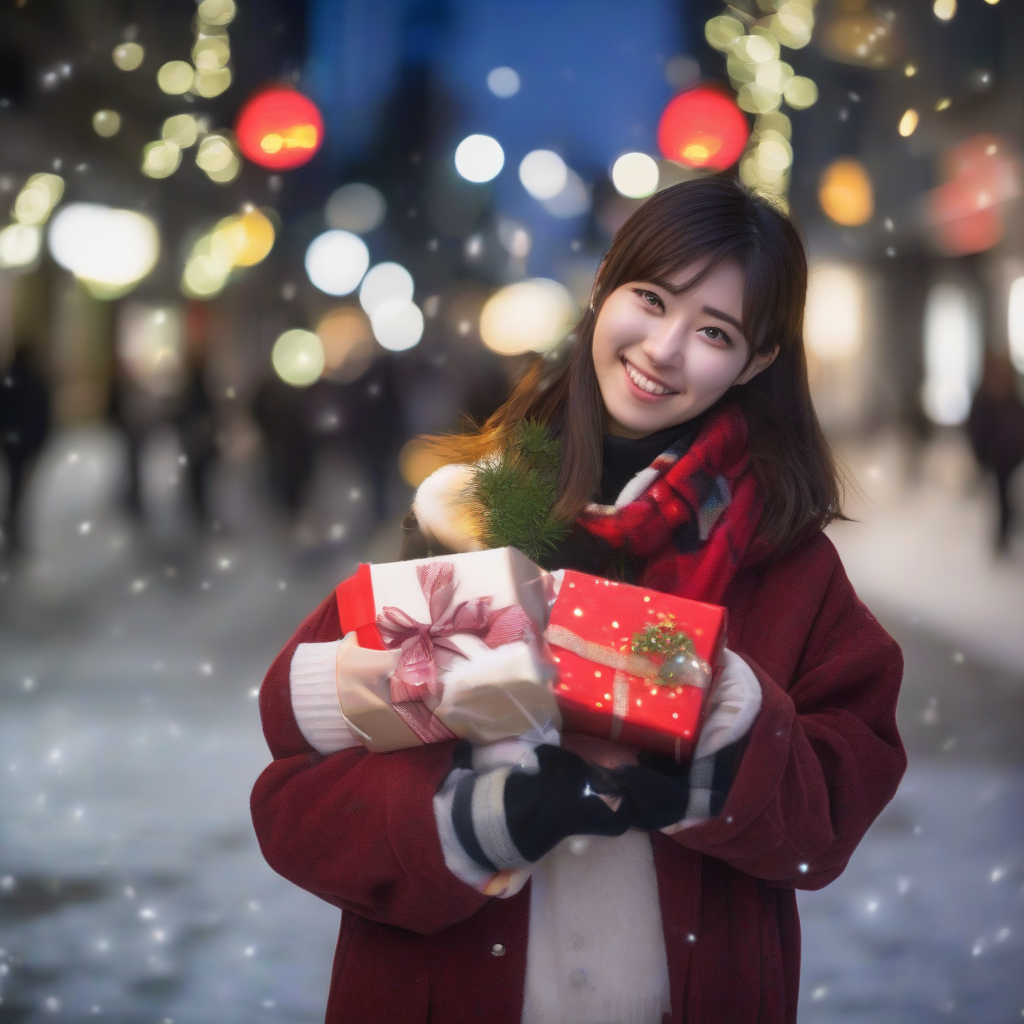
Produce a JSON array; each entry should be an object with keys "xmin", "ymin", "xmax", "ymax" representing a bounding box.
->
[{"xmin": 624, "ymin": 359, "xmax": 673, "ymax": 396}]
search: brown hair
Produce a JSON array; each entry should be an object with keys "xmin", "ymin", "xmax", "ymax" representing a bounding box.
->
[{"xmin": 428, "ymin": 176, "xmax": 844, "ymax": 554}]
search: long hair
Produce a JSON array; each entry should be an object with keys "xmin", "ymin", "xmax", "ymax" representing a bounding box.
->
[{"xmin": 427, "ymin": 176, "xmax": 844, "ymax": 554}]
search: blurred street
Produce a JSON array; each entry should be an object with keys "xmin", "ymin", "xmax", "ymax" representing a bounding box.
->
[{"xmin": 1, "ymin": 435, "xmax": 1021, "ymax": 1024}]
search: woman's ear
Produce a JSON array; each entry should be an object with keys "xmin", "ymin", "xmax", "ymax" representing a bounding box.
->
[{"xmin": 735, "ymin": 345, "xmax": 779, "ymax": 385}]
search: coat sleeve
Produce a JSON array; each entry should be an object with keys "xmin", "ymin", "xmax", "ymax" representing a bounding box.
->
[
  {"xmin": 666, "ymin": 545, "xmax": 907, "ymax": 890},
  {"xmin": 249, "ymin": 590, "xmax": 490, "ymax": 934}
]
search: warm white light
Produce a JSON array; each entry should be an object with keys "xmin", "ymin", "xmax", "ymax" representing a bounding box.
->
[
  {"xmin": 898, "ymin": 109, "xmax": 919, "ymax": 137},
  {"xmin": 1008, "ymin": 277, "xmax": 1024, "ymax": 373},
  {"xmin": 195, "ymin": 134, "xmax": 234, "ymax": 172},
  {"xmin": 479, "ymin": 279, "xmax": 575, "ymax": 355},
  {"xmin": 182, "ymin": 255, "xmax": 230, "ymax": 298},
  {"xmin": 92, "ymin": 109, "xmax": 121, "ymax": 137},
  {"xmin": 305, "ymin": 230, "xmax": 370, "ymax": 296},
  {"xmin": 454, "ymin": 134, "xmax": 505, "ymax": 183},
  {"xmin": 519, "ymin": 150, "xmax": 568, "ymax": 200},
  {"xmin": 0, "ymin": 224, "xmax": 42, "ymax": 268},
  {"xmin": 325, "ymin": 183, "xmax": 386, "ymax": 233},
  {"xmin": 359, "ymin": 262, "xmax": 414, "ymax": 316},
  {"xmin": 487, "ymin": 66, "xmax": 521, "ymax": 97},
  {"xmin": 49, "ymin": 203, "xmax": 159, "ymax": 295},
  {"xmin": 112, "ymin": 42, "xmax": 144, "ymax": 71},
  {"xmin": 157, "ymin": 60, "xmax": 194, "ymax": 95},
  {"xmin": 921, "ymin": 282, "xmax": 981, "ymax": 425},
  {"xmin": 933, "ymin": 0, "xmax": 956, "ymax": 19},
  {"xmin": 272, "ymin": 329, "xmax": 325, "ymax": 387},
  {"xmin": 371, "ymin": 300, "xmax": 424, "ymax": 352},
  {"xmin": 805, "ymin": 264, "xmax": 865, "ymax": 361},
  {"xmin": 611, "ymin": 153, "xmax": 659, "ymax": 199},
  {"xmin": 192, "ymin": 36, "xmax": 230, "ymax": 71}
]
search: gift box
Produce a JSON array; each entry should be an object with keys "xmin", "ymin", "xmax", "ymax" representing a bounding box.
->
[
  {"xmin": 546, "ymin": 571, "xmax": 727, "ymax": 760},
  {"xmin": 334, "ymin": 548, "xmax": 560, "ymax": 751}
]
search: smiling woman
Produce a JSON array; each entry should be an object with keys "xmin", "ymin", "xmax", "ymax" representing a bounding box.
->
[{"xmin": 423, "ymin": 176, "xmax": 838, "ymax": 553}]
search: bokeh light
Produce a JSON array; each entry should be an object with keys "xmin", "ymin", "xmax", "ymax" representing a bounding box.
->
[
  {"xmin": 818, "ymin": 159, "xmax": 874, "ymax": 226},
  {"xmin": 197, "ymin": 0, "xmax": 237, "ymax": 25},
  {"xmin": 14, "ymin": 174, "xmax": 64, "ymax": 225},
  {"xmin": 92, "ymin": 110, "xmax": 121, "ymax": 138},
  {"xmin": 899, "ymin": 110, "xmax": 919, "ymax": 137},
  {"xmin": 193, "ymin": 36, "xmax": 230, "ymax": 71},
  {"xmin": 1008, "ymin": 277, "xmax": 1024, "ymax": 373},
  {"xmin": 193, "ymin": 67, "xmax": 232, "ymax": 99},
  {"xmin": 399, "ymin": 438, "xmax": 449, "ymax": 488},
  {"xmin": 611, "ymin": 153, "xmax": 659, "ymax": 198},
  {"xmin": 162, "ymin": 114, "xmax": 199, "ymax": 149},
  {"xmin": 272, "ymin": 329, "xmax": 325, "ymax": 387},
  {"xmin": 118, "ymin": 304, "xmax": 185, "ymax": 399},
  {"xmin": 487, "ymin": 66, "xmax": 520, "ymax": 98},
  {"xmin": 542, "ymin": 169, "xmax": 590, "ymax": 218},
  {"xmin": 479, "ymin": 278, "xmax": 575, "ymax": 355},
  {"xmin": 48, "ymin": 203, "xmax": 159, "ymax": 298},
  {"xmin": 325, "ymin": 183, "xmax": 386, "ymax": 233},
  {"xmin": 210, "ymin": 208, "xmax": 275, "ymax": 267},
  {"xmin": 0, "ymin": 224, "xmax": 42, "ymax": 269},
  {"xmin": 196, "ymin": 134, "xmax": 240, "ymax": 183},
  {"xmin": 820, "ymin": 11, "xmax": 897, "ymax": 68},
  {"xmin": 805, "ymin": 264, "xmax": 865, "ymax": 361},
  {"xmin": 316, "ymin": 306, "xmax": 378, "ymax": 382},
  {"xmin": 519, "ymin": 150, "xmax": 568, "ymax": 200},
  {"xmin": 657, "ymin": 86, "xmax": 749, "ymax": 170},
  {"xmin": 370, "ymin": 299, "xmax": 424, "ymax": 352},
  {"xmin": 783, "ymin": 76, "xmax": 818, "ymax": 109},
  {"xmin": 141, "ymin": 141, "xmax": 182, "ymax": 179},
  {"xmin": 235, "ymin": 86, "xmax": 324, "ymax": 170},
  {"xmin": 934, "ymin": 0, "xmax": 956, "ymax": 20},
  {"xmin": 769, "ymin": 1, "xmax": 816, "ymax": 48},
  {"xmin": 454, "ymin": 134, "xmax": 504, "ymax": 183},
  {"xmin": 922, "ymin": 282, "xmax": 980, "ymax": 425},
  {"xmin": 359, "ymin": 262, "xmax": 415, "ymax": 317},
  {"xmin": 305, "ymin": 230, "xmax": 370, "ymax": 296},
  {"xmin": 112, "ymin": 42, "xmax": 144, "ymax": 71},
  {"xmin": 157, "ymin": 61, "xmax": 194, "ymax": 95}
]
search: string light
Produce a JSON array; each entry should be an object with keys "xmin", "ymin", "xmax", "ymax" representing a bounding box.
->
[
  {"xmin": 933, "ymin": 0, "xmax": 956, "ymax": 20},
  {"xmin": 92, "ymin": 110, "xmax": 121, "ymax": 137}
]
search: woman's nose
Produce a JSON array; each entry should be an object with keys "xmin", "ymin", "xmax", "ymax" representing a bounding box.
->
[{"xmin": 640, "ymin": 318, "xmax": 686, "ymax": 369}]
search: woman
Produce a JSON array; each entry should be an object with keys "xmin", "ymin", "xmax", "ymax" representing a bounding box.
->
[{"xmin": 252, "ymin": 177, "xmax": 906, "ymax": 1023}]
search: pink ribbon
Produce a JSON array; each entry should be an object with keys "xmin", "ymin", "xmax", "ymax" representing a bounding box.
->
[{"xmin": 376, "ymin": 561, "xmax": 535, "ymax": 708}]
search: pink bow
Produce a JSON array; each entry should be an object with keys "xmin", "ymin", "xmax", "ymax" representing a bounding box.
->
[{"xmin": 377, "ymin": 561, "xmax": 534, "ymax": 707}]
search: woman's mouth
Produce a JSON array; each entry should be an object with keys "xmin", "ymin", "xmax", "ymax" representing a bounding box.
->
[{"xmin": 621, "ymin": 357, "xmax": 678, "ymax": 399}]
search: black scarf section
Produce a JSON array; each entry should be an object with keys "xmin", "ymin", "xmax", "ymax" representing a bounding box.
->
[{"xmin": 547, "ymin": 415, "xmax": 705, "ymax": 580}]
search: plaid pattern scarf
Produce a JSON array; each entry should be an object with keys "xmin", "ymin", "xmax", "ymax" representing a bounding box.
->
[{"xmin": 575, "ymin": 404, "xmax": 762, "ymax": 605}]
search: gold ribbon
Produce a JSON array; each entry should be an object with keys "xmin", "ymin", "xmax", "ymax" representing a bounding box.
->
[{"xmin": 544, "ymin": 624, "xmax": 661, "ymax": 679}]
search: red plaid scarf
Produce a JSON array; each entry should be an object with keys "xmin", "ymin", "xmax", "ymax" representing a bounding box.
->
[{"xmin": 574, "ymin": 404, "xmax": 762, "ymax": 605}]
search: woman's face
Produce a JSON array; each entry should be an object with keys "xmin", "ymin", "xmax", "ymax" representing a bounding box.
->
[{"xmin": 592, "ymin": 261, "xmax": 775, "ymax": 438}]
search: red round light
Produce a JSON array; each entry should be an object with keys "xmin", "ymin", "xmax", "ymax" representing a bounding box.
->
[
  {"xmin": 235, "ymin": 86, "xmax": 325, "ymax": 171},
  {"xmin": 657, "ymin": 86, "xmax": 749, "ymax": 171}
]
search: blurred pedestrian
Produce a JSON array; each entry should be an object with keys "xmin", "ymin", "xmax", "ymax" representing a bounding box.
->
[
  {"xmin": 0, "ymin": 343, "xmax": 51, "ymax": 554},
  {"xmin": 968, "ymin": 352, "xmax": 1024, "ymax": 553}
]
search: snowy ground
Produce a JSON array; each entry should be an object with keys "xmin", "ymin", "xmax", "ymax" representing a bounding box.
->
[{"xmin": 0, "ymin": 431, "xmax": 1021, "ymax": 1023}]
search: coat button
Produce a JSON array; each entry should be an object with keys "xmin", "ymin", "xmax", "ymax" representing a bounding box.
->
[
  {"xmin": 570, "ymin": 968, "xmax": 587, "ymax": 989},
  {"xmin": 491, "ymin": 943, "xmax": 505, "ymax": 957}
]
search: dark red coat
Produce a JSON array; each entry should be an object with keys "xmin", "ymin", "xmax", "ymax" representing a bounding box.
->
[{"xmin": 251, "ymin": 530, "xmax": 905, "ymax": 1023}]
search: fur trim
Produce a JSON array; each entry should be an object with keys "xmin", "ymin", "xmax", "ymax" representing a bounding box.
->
[{"xmin": 412, "ymin": 463, "xmax": 485, "ymax": 553}]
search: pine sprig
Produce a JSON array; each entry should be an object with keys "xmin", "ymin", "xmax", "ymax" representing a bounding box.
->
[
  {"xmin": 473, "ymin": 421, "xmax": 569, "ymax": 565},
  {"xmin": 630, "ymin": 618, "xmax": 696, "ymax": 661}
]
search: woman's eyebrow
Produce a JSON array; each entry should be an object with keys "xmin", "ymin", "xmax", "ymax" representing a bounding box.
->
[{"xmin": 701, "ymin": 306, "xmax": 743, "ymax": 332}]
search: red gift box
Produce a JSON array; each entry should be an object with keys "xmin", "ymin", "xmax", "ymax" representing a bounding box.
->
[{"xmin": 546, "ymin": 571, "xmax": 728, "ymax": 760}]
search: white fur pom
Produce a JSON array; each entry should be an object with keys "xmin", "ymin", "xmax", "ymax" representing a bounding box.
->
[{"xmin": 412, "ymin": 463, "xmax": 485, "ymax": 553}]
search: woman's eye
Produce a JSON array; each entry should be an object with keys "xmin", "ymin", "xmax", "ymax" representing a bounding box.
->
[
  {"xmin": 634, "ymin": 289, "xmax": 663, "ymax": 310},
  {"xmin": 699, "ymin": 326, "xmax": 731, "ymax": 345}
]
